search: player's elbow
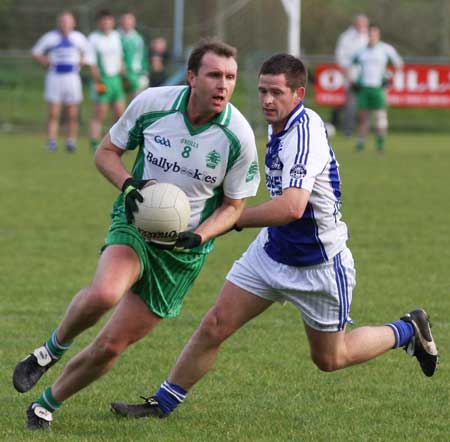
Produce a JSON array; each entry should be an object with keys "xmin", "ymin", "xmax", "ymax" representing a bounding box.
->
[{"xmin": 284, "ymin": 203, "xmax": 305, "ymax": 222}]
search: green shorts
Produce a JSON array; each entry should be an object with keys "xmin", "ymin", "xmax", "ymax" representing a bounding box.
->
[
  {"xmin": 125, "ymin": 73, "xmax": 148, "ymax": 94},
  {"xmin": 104, "ymin": 216, "xmax": 208, "ymax": 318},
  {"xmin": 91, "ymin": 75, "xmax": 125, "ymax": 104},
  {"xmin": 357, "ymin": 86, "xmax": 386, "ymax": 110}
]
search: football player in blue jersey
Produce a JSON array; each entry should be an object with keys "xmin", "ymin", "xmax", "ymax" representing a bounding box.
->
[
  {"xmin": 31, "ymin": 11, "xmax": 93, "ymax": 152},
  {"xmin": 110, "ymin": 53, "xmax": 439, "ymax": 419}
]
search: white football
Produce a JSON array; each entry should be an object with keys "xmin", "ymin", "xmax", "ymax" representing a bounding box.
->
[{"xmin": 133, "ymin": 182, "xmax": 191, "ymax": 245}]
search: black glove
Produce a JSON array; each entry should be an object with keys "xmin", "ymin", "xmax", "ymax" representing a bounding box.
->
[
  {"xmin": 121, "ymin": 178, "xmax": 151, "ymax": 224},
  {"xmin": 173, "ymin": 231, "xmax": 202, "ymax": 251}
]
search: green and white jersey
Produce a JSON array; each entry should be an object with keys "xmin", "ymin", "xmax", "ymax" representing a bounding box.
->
[
  {"xmin": 109, "ymin": 86, "xmax": 260, "ymax": 251},
  {"xmin": 88, "ymin": 30, "xmax": 123, "ymax": 77},
  {"xmin": 353, "ymin": 41, "xmax": 402, "ymax": 88},
  {"xmin": 119, "ymin": 28, "xmax": 148, "ymax": 75}
]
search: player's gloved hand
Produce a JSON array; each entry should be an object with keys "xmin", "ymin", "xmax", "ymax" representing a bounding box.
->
[
  {"xmin": 95, "ymin": 82, "xmax": 107, "ymax": 94},
  {"xmin": 173, "ymin": 231, "xmax": 202, "ymax": 251},
  {"xmin": 122, "ymin": 178, "xmax": 155, "ymax": 224}
]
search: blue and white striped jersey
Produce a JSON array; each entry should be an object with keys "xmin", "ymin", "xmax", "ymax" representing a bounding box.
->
[
  {"xmin": 263, "ymin": 102, "xmax": 348, "ymax": 267},
  {"xmin": 31, "ymin": 30, "xmax": 93, "ymax": 74}
]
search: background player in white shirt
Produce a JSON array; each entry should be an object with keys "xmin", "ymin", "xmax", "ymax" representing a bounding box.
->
[
  {"xmin": 14, "ymin": 39, "xmax": 260, "ymax": 431},
  {"xmin": 110, "ymin": 53, "xmax": 438, "ymax": 419},
  {"xmin": 334, "ymin": 13, "xmax": 369, "ymax": 136},
  {"xmin": 88, "ymin": 10, "xmax": 126, "ymax": 151},
  {"xmin": 31, "ymin": 11, "xmax": 93, "ymax": 152},
  {"xmin": 352, "ymin": 24, "xmax": 403, "ymax": 151}
]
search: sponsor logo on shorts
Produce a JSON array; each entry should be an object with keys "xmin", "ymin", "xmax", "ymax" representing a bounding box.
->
[
  {"xmin": 145, "ymin": 151, "xmax": 218, "ymax": 183},
  {"xmin": 290, "ymin": 164, "xmax": 307, "ymax": 179}
]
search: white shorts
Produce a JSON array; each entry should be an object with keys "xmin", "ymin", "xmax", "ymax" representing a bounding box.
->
[
  {"xmin": 226, "ymin": 230, "xmax": 356, "ymax": 332},
  {"xmin": 44, "ymin": 71, "xmax": 82, "ymax": 104}
]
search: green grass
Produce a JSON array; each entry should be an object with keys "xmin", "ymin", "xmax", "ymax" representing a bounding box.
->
[{"xmin": 1, "ymin": 132, "xmax": 449, "ymax": 441}]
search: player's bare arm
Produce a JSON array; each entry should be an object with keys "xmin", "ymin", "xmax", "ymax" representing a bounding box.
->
[
  {"xmin": 94, "ymin": 134, "xmax": 131, "ymax": 190},
  {"xmin": 33, "ymin": 54, "xmax": 49, "ymax": 68},
  {"xmin": 195, "ymin": 197, "xmax": 246, "ymax": 242},
  {"xmin": 237, "ymin": 187, "xmax": 310, "ymax": 229},
  {"xmin": 89, "ymin": 64, "xmax": 102, "ymax": 83}
]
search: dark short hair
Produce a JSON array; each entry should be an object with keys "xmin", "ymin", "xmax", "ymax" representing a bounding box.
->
[
  {"xmin": 187, "ymin": 39, "xmax": 237, "ymax": 74},
  {"xmin": 95, "ymin": 9, "xmax": 113, "ymax": 21},
  {"xmin": 259, "ymin": 53, "xmax": 307, "ymax": 90}
]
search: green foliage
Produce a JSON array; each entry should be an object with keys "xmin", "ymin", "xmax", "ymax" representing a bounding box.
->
[{"xmin": 1, "ymin": 131, "xmax": 449, "ymax": 441}]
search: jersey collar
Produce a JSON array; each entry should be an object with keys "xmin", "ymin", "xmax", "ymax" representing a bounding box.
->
[
  {"xmin": 172, "ymin": 87, "xmax": 232, "ymax": 135},
  {"xmin": 268, "ymin": 101, "xmax": 306, "ymax": 140}
]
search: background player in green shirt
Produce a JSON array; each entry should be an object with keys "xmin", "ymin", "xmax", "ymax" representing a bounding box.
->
[
  {"xmin": 119, "ymin": 12, "xmax": 149, "ymax": 99},
  {"xmin": 88, "ymin": 10, "xmax": 126, "ymax": 151},
  {"xmin": 13, "ymin": 39, "xmax": 260, "ymax": 431},
  {"xmin": 351, "ymin": 24, "xmax": 403, "ymax": 151}
]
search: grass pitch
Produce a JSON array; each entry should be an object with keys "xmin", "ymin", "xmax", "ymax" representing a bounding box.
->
[{"xmin": 1, "ymin": 131, "xmax": 449, "ymax": 442}]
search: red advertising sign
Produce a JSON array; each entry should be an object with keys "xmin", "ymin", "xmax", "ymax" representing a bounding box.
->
[{"xmin": 314, "ymin": 63, "xmax": 450, "ymax": 108}]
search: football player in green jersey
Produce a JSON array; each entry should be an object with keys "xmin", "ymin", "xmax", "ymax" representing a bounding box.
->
[{"xmin": 14, "ymin": 39, "xmax": 260, "ymax": 431}]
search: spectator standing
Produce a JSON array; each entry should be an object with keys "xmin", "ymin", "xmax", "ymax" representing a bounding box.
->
[
  {"xmin": 119, "ymin": 12, "xmax": 149, "ymax": 99},
  {"xmin": 148, "ymin": 37, "xmax": 170, "ymax": 86},
  {"xmin": 334, "ymin": 13, "xmax": 369, "ymax": 136},
  {"xmin": 88, "ymin": 10, "xmax": 126, "ymax": 151},
  {"xmin": 352, "ymin": 24, "xmax": 403, "ymax": 151},
  {"xmin": 31, "ymin": 11, "xmax": 93, "ymax": 152}
]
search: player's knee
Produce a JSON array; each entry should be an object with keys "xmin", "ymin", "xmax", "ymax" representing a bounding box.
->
[
  {"xmin": 311, "ymin": 353, "xmax": 342, "ymax": 372},
  {"xmin": 90, "ymin": 336, "xmax": 127, "ymax": 362},
  {"xmin": 85, "ymin": 286, "xmax": 121, "ymax": 312},
  {"xmin": 198, "ymin": 310, "xmax": 234, "ymax": 344},
  {"xmin": 375, "ymin": 110, "xmax": 388, "ymax": 130}
]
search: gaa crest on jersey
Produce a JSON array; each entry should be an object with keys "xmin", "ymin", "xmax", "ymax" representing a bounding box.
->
[
  {"xmin": 205, "ymin": 150, "xmax": 221, "ymax": 169},
  {"xmin": 290, "ymin": 163, "xmax": 307, "ymax": 179}
]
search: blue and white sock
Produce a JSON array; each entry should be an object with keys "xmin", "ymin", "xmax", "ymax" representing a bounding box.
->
[
  {"xmin": 47, "ymin": 139, "xmax": 57, "ymax": 151},
  {"xmin": 155, "ymin": 380, "xmax": 187, "ymax": 416},
  {"xmin": 386, "ymin": 320, "xmax": 414, "ymax": 348}
]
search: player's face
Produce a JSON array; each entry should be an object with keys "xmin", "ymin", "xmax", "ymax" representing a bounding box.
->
[
  {"xmin": 258, "ymin": 74, "xmax": 305, "ymax": 133},
  {"xmin": 58, "ymin": 13, "xmax": 75, "ymax": 35},
  {"xmin": 369, "ymin": 27, "xmax": 380, "ymax": 45},
  {"xmin": 121, "ymin": 14, "xmax": 135, "ymax": 32},
  {"xmin": 98, "ymin": 16, "xmax": 115, "ymax": 34},
  {"xmin": 354, "ymin": 16, "xmax": 368, "ymax": 33},
  {"xmin": 187, "ymin": 52, "xmax": 237, "ymax": 118}
]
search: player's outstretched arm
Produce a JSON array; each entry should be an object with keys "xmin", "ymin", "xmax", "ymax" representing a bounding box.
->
[
  {"xmin": 195, "ymin": 197, "xmax": 246, "ymax": 243},
  {"xmin": 237, "ymin": 187, "xmax": 310, "ymax": 229}
]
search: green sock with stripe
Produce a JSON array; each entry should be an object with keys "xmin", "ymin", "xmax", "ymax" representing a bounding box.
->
[
  {"xmin": 90, "ymin": 139, "xmax": 99, "ymax": 151},
  {"xmin": 45, "ymin": 329, "xmax": 72, "ymax": 360},
  {"xmin": 376, "ymin": 135, "xmax": 385, "ymax": 150},
  {"xmin": 35, "ymin": 387, "xmax": 62, "ymax": 413}
]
